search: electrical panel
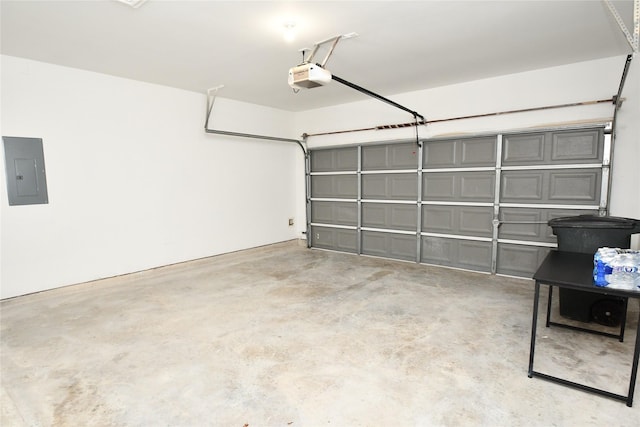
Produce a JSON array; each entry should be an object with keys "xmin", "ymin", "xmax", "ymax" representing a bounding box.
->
[{"xmin": 3, "ymin": 136, "xmax": 49, "ymax": 206}]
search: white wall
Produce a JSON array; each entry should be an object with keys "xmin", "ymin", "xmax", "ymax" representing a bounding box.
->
[
  {"xmin": 609, "ymin": 58, "xmax": 640, "ymax": 222},
  {"xmin": 294, "ymin": 55, "xmax": 640, "ymax": 245},
  {"xmin": 3, "ymin": 54, "xmax": 638, "ymax": 299},
  {"xmin": 1, "ymin": 55, "xmax": 302, "ymax": 299}
]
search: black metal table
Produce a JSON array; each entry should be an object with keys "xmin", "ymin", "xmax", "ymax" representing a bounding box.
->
[{"xmin": 529, "ymin": 250, "xmax": 640, "ymax": 406}]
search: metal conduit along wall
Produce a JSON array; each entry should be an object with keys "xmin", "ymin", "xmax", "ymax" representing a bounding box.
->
[{"xmin": 308, "ymin": 123, "xmax": 611, "ymax": 277}]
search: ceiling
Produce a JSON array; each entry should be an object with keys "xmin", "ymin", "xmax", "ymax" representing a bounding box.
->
[{"xmin": 0, "ymin": 1, "xmax": 635, "ymax": 112}]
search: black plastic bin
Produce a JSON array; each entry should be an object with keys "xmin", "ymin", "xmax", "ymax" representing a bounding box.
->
[{"xmin": 548, "ymin": 215, "xmax": 640, "ymax": 324}]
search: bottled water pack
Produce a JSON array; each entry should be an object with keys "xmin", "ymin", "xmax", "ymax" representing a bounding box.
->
[{"xmin": 593, "ymin": 247, "xmax": 640, "ymax": 290}]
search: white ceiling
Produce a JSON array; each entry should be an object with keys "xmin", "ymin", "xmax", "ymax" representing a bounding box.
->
[{"xmin": 1, "ymin": 1, "xmax": 635, "ymax": 112}]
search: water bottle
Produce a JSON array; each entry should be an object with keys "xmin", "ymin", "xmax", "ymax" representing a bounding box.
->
[
  {"xmin": 593, "ymin": 247, "xmax": 616, "ymax": 286},
  {"xmin": 593, "ymin": 250, "xmax": 608, "ymax": 286},
  {"xmin": 608, "ymin": 253, "xmax": 640, "ymax": 290}
]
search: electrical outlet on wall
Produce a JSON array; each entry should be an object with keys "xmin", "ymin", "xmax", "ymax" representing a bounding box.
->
[{"xmin": 288, "ymin": 218, "xmax": 294, "ymax": 226}]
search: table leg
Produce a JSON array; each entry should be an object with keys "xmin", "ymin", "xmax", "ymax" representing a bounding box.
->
[
  {"xmin": 626, "ymin": 310, "xmax": 640, "ymax": 407},
  {"xmin": 528, "ymin": 281, "xmax": 541, "ymax": 378},
  {"xmin": 619, "ymin": 297, "xmax": 628, "ymax": 343},
  {"xmin": 546, "ymin": 285, "xmax": 553, "ymax": 327}
]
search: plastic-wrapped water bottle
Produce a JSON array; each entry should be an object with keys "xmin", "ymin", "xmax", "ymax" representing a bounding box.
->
[
  {"xmin": 593, "ymin": 247, "xmax": 617, "ymax": 287},
  {"xmin": 607, "ymin": 252, "xmax": 640, "ymax": 290}
]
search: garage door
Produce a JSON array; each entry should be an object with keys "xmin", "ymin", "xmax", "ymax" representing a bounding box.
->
[{"xmin": 309, "ymin": 124, "xmax": 610, "ymax": 277}]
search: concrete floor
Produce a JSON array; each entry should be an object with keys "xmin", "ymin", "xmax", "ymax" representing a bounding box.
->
[{"xmin": 1, "ymin": 240, "xmax": 639, "ymax": 426}]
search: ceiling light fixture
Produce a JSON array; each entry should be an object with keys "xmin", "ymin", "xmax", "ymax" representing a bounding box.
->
[
  {"xmin": 116, "ymin": 0, "xmax": 149, "ymax": 9},
  {"xmin": 283, "ymin": 21, "xmax": 297, "ymax": 43}
]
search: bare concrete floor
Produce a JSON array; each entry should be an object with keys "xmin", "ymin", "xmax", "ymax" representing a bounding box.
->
[{"xmin": 2, "ymin": 240, "xmax": 640, "ymax": 426}]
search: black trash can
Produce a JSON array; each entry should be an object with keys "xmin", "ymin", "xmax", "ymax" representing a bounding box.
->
[{"xmin": 548, "ymin": 215, "xmax": 640, "ymax": 324}]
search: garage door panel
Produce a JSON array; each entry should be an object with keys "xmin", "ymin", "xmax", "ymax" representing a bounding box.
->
[
  {"xmin": 362, "ymin": 175, "xmax": 386, "ymax": 198},
  {"xmin": 389, "ymin": 205, "xmax": 418, "ymax": 231},
  {"xmin": 501, "ymin": 173, "xmax": 543, "ymax": 201},
  {"xmin": 461, "ymin": 137, "xmax": 497, "ymax": 166},
  {"xmin": 311, "ymin": 175, "xmax": 357, "ymax": 198},
  {"xmin": 422, "ymin": 206, "xmax": 455, "ymax": 232},
  {"xmin": 362, "ymin": 203, "xmax": 417, "ymax": 230},
  {"xmin": 309, "ymin": 125, "xmax": 607, "ymax": 278},
  {"xmin": 389, "ymin": 235, "xmax": 417, "ymax": 261},
  {"xmin": 551, "ymin": 130, "xmax": 601, "ymax": 162},
  {"xmin": 362, "ymin": 231, "xmax": 387, "ymax": 256},
  {"xmin": 501, "ymin": 170, "xmax": 600, "ymax": 204},
  {"xmin": 336, "ymin": 176, "xmax": 358, "ymax": 198},
  {"xmin": 548, "ymin": 170, "xmax": 600, "ymax": 202},
  {"xmin": 362, "ymin": 145, "xmax": 387, "ymax": 169},
  {"xmin": 336, "ymin": 230, "xmax": 358, "ymax": 252},
  {"xmin": 459, "ymin": 207, "xmax": 493, "ymax": 236},
  {"xmin": 311, "ymin": 201, "xmax": 357, "ymax": 226},
  {"xmin": 423, "ymin": 174, "xmax": 456, "ymax": 199},
  {"xmin": 336, "ymin": 204, "xmax": 358, "ymax": 226},
  {"xmin": 362, "ymin": 173, "xmax": 418, "ymax": 200},
  {"xmin": 421, "ymin": 236, "xmax": 455, "ymax": 264},
  {"xmin": 361, "ymin": 204, "xmax": 386, "ymax": 228},
  {"xmin": 311, "ymin": 226, "xmax": 357, "ymax": 253},
  {"xmin": 424, "ymin": 137, "xmax": 496, "ymax": 168},
  {"xmin": 499, "ymin": 209, "xmax": 543, "ymax": 240},
  {"xmin": 362, "ymin": 231, "xmax": 416, "ymax": 261},
  {"xmin": 503, "ymin": 133, "xmax": 545, "ymax": 164},
  {"xmin": 311, "ymin": 226, "xmax": 333, "ymax": 247},
  {"xmin": 421, "ymin": 237, "xmax": 491, "ymax": 272},
  {"xmin": 423, "ymin": 205, "xmax": 492, "ymax": 237},
  {"xmin": 363, "ymin": 143, "xmax": 418, "ymax": 170},
  {"xmin": 389, "ymin": 144, "xmax": 419, "ymax": 169},
  {"xmin": 497, "ymin": 244, "xmax": 550, "ymax": 277},
  {"xmin": 503, "ymin": 129, "xmax": 603, "ymax": 166},
  {"xmin": 499, "ymin": 207, "xmax": 601, "ymax": 242},
  {"xmin": 424, "ymin": 172, "xmax": 494, "ymax": 201},
  {"xmin": 310, "ymin": 150, "xmax": 334, "ymax": 172},
  {"xmin": 423, "ymin": 140, "xmax": 456, "ymax": 167},
  {"xmin": 458, "ymin": 241, "xmax": 492, "ymax": 270},
  {"xmin": 390, "ymin": 205, "xmax": 418, "ymax": 230},
  {"xmin": 311, "ymin": 147, "xmax": 358, "ymax": 172},
  {"xmin": 391, "ymin": 174, "xmax": 419, "ymax": 199},
  {"xmin": 459, "ymin": 173, "xmax": 495, "ymax": 200},
  {"xmin": 311, "ymin": 175, "xmax": 333, "ymax": 197}
]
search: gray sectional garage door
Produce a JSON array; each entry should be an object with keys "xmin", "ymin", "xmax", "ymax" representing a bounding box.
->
[{"xmin": 309, "ymin": 125, "xmax": 610, "ymax": 277}]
